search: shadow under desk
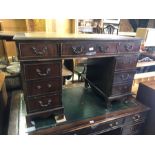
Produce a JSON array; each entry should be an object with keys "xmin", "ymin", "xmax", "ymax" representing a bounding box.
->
[{"xmin": 16, "ymin": 83, "xmax": 149, "ymax": 135}]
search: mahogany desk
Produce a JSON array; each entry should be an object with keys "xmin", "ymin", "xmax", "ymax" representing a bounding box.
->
[{"xmin": 0, "ymin": 32, "xmax": 150, "ymax": 134}]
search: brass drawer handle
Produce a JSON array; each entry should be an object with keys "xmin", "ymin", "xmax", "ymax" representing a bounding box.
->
[
  {"xmin": 119, "ymin": 86, "xmax": 128, "ymax": 91},
  {"xmin": 38, "ymin": 99, "xmax": 52, "ymax": 107},
  {"xmin": 90, "ymin": 124, "xmax": 100, "ymax": 130},
  {"xmin": 72, "ymin": 46, "xmax": 84, "ymax": 54},
  {"xmin": 125, "ymin": 43, "xmax": 133, "ymax": 51},
  {"xmin": 36, "ymin": 68, "xmax": 51, "ymax": 76},
  {"xmin": 98, "ymin": 45, "xmax": 109, "ymax": 52},
  {"xmin": 109, "ymin": 121, "xmax": 119, "ymax": 127},
  {"xmin": 37, "ymin": 85, "xmax": 41, "ymax": 89},
  {"xmin": 132, "ymin": 114, "xmax": 141, "ymax": 122},
  {"xmin": 31, "ymin": 46, "xmax": 48, "ymax": 55},
  {"xmin": 121, "ymin": 73, "xmax": 130, "ymax": 81},
  {"xmin": 48, "ymin": 84, "xmax": 52, "ymax": 88}
]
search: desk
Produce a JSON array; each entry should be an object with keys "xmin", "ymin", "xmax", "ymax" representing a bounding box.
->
[
  {"xmin": 13, "ymin": 32, "xmax": 144, "ymax": 128},
  {"xmin": 1, "ymin": 32, "xmax": 150, "ymax": 135}
]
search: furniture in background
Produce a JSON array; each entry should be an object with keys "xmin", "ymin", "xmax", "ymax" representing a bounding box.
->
[
  {"xmin": 75, "ymin": 19, "xmax": 120, "ymax": 34},
  {"xmin": 136, "ymin": 81, "xmax": 155, "ymax": 134},
  {"xmin": 74, "ymin": 58, "xmax": 87, "ymax": 81},
  {"xmin": 103, "ymin": 19, "xmax": 120, "ymax": 35},
  {"xmin": 62, "ymin": 59, "xmax": 74, "ymax": 84},
  {"xmin": 103, "ymin": 24, "xmax": 119, "ymax": 34},
  {"xmin": 131, "ymin": 28, "xmax": 155, "ymax": 95}
]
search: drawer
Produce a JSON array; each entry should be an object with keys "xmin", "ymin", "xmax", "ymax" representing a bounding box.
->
[
  {"xmin": 122, "ymin": 123, "xmax": 144, "ymax": 135},
  {"xmin": 96, "ymin": 41, "xmax": 117, "ymax": 54},
  {"xmin": 115, "ymin": 54, "xmax": 139, "ymax": 71},
  {"xmin": 26, "ymin": 78, "xmax": 61, "ymax": 97},
  {"xmin": 27, "ymin": 93, "xmax": 61, "ymax": 113},
  {"xmin": 117, "ymin": 41, "xmax": 141, "ymax": 53},
  {"xmin": 61, "ymin": 41, "xmax": 117, "ymax": 57},
  {"xmin": 65, "ymin": 118, "xmax": 124, "ymax": 135},
  {"xmin": 113, "ymin": 70, "xmax": 136, "ymax": 84},
  {"xmin": 18, "ymin": 42, "xmax": 59, "ymax": 59},
  {"xmin": 111, "ymin": 83, "xmax": 132, "ymax": 96},
  {"xmin": 23, "ymin": 61, "xmax": 61, "ymax": 80},
  {"xmin": 124, "ymin": 112, "xmax": 147, "ymax": 125},
  {"xmin": 62, "ymin": 41, "xmax": 96, "ymax": 57}
]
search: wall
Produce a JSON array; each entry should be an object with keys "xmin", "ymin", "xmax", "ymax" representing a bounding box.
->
[
  {"xmin": 45, "ymin": 19, "xmax": 72, "ymax": 33},
  {"xmin": 26, "ymin": 19, "xmax": 45, "ymax": 31},
  {"xmin": 0, "ymin": 19, "xmax": 27, "ymax": 59}
]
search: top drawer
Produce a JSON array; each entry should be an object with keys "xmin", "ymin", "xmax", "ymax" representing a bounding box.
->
[
  {"xmin": 61, "ymin": 41, "xmax": 117, "ymax": 57},
  {"xmin": 117, "ymin": 41, "xmax": 141, "ymax": 53},
  {"xmin": 22, "ymin": 61, "xmax": 61, "ymax": 80},
  {"xmin": 18, "ymin": 42, "xmax": 59, "ymax": 60}
]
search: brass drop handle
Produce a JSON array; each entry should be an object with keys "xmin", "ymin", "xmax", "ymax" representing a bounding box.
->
[
  {"xmin": 122, "ymin": 59, "xmax": 132, "ymax": 64},
  {"xmin": 36, "ymin": 68, "xmax": 51, "ymax": 76},
  {"xmin": 119, "ymin": 86, "xmax": 128, "ymax": 91},
  {"xmin": 115, "ymin": 122, "xmax": 118, "ymax": 125},
  {"xmin": 109, "ymin": 121, "xmax": 118, "ymax": 127},
  {"xmin": 31, "ymin": 46, "xmax": 48, "ymax": 55},
  {"xmin": 125, "ymin": 43, "xmax": 133, "ymax": 51},
  {"xmin": 37, "ymin": 85, "xmax": 41, "ymax": 89},
  {"xmin": 109, "ymin": 123, "xmax": 113, "ymax": 127},
  {"xmin": 39, "ymin": 99, "xmax": 52, "ymax": 107},
  {"xmin": 121, "ymin": 73, "xmax": 130, "ymax": 81},
  {"xmin": 132, "ymin": 114, "xmax": 141, "ymax": 121},
  {"xmin": 48, "ymin": 84, "xmax": 52, "ymax": 88},
  {"xmin": 72, "ymin": 46, "xmax": 84, "ymax": 54},
  {"xmin": 98, "ymin": 45, "xmax": 109, "ymax": 52}
]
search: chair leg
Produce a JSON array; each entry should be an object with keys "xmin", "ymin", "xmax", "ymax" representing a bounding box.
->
[
  {"xmin": 78, "ymin": 73, "xmax": 80, "ymax": 81},
  {"xmin": 72, "ymin": 73, "xmax": 74, "ymax": 83}
]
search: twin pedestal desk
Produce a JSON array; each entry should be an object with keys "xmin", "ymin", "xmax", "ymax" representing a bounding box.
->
[{"xmin": 14, "ymin": 33, "xmax": 149, "ymax": 135}]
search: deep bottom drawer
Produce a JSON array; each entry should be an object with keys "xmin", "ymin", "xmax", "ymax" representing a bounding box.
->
[{"xmin": 27, "ymin": 93, "xmax": 61, "ymax": 113}]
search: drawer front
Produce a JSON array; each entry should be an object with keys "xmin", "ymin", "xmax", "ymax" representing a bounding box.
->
[
  {"xmin": 117, "ymin": 41, "xmax": 141, "ymax": 53},
  {"xmin": 18, "ymin": 42, "xmax": 59, "ymax": 59},
  {"xmin": 124, "ymin": 112, "xmax": 147, "ymax": 125},
  {"xmin": 65, "ymin": 118, "xmax": 124, "ymax": 135},
  {"xmin": 122, "ymin": 123, "xmax": 144, "ymax": 135},
  {"xmin": 27, "ymin": 93, "xmax": 61, "ymax": 113},
  {"xmin": 113, "ymin": 70, "xmax": 136, "ymax": 84},
  {"xmin": 115, "ymin": 54, "xmax": 139, "ymax": 71},
  {"xmin": 61, "ymin": 41, "xmax": 117, "ymax": 57},
  {"xmin": 26, "ymin": 78, "xmax": 61, "ymax": 97},
  {"xmin": 111, "ymin": 83, "xmax": 132, "ymax": 96},
  {"xmin": 89, "ymin": 118, "xmax": 124, "ymax": 134},
  {"xmin": 23, "ymin": 61, "xmax": 61, "ymax": 80},
  {"xmin": 95, "ymin": 41, "xmax": 117, "ymax": 54}
]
